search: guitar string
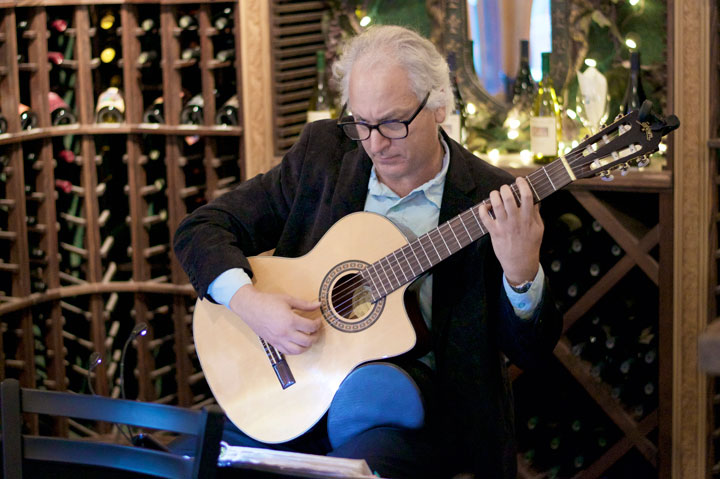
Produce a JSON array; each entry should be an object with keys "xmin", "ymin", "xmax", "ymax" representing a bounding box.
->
[
  {"xmin": 327, "ymin": 124, "xmax": 638, "ymax": 317},
  {"xmin": 326, "ymin": 152, "xmax": 583, "ymax": 316}
]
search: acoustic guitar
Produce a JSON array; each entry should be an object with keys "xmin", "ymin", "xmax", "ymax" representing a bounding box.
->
[{"xmin": 193, "ymin": 102, "xmax": 679, "ymax": 444}]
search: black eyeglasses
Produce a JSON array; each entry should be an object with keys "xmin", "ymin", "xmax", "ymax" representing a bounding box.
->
[{"xmin": 336, "ymin": 92, "xmax": 430, "ymax": 141}]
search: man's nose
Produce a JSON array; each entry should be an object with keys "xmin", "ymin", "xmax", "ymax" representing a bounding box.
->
[{"xmin": 366, "ymin": 128, "xmax": 390, "ymax": 153}]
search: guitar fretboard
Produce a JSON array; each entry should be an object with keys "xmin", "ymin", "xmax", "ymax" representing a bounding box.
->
[{"xmin": 361, "ymin": 157, "xmax": 576, "ymax": 301}]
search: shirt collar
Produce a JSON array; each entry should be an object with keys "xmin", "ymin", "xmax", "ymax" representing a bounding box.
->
[{"xmin": 367, "ymin": 136, "xmax": 450, "ymax": 209}]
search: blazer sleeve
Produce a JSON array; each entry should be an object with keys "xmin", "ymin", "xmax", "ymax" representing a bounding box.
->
[{"xmin": 172, "ymin": 124, "xmax": 312, "ymax": 299}]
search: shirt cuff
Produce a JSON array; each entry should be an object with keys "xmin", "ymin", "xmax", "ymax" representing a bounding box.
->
[
  {"xmin": 502, "ymin": 265, "xmax": 545, "ymax": 320},
  {"xmin": 207, "ymin": 268, "xmax": 253, "ymax": 308}
]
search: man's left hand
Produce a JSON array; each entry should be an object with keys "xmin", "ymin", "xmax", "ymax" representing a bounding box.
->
[{"xmin": 477, "ymin": 177, "xmax": 543, "ymax": 286}]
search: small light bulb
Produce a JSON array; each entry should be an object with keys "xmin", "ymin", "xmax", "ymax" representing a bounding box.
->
[
  {"xmin": 360, "ymin": 16, "xmax": 371, "ymax": 27},
  {"xmin": 658, "ymin": 142, "xmax": 667, "ymax": 153},
  {"xmin": 566, "ymin": 109, "xmax": 577, "ymax": 120},
  {"xmin": 466, "ymin": 103, "xmax": 477, "ymax": 115},
  {"xmin": 507, "ymin": 118, "xmax": 521, "ymax": 130},
  {"xmin": 488, "ymin": 149, "xmax": 500, "ymax": 164},
  {"xmin": 584, "ymin": 58, "xmax": 597, "ymax": 68},
  {"xmin": 629, "ymin": 0, "xmax": 640, "ymax": 5},
  {"xmin": 507, "ymin": 129, "xmax": 519, "ymax": 140},
  {"xmin": 520, "ymin": 150, "xmax": 533, "ymax": 165},
  {"xmin": 625, "ymin": 38, "xmax": 637, "ymax": 50}
]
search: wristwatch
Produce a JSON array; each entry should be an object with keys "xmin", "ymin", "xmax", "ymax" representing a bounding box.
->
[{"xmin": 509, "ymin": 280, "xmax": 533, "ymax": 294}]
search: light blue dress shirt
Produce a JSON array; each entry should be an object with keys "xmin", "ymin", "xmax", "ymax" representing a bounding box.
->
[{"xmin": 208, "ymin": 137, "xmax": 544, "ymax": 328}]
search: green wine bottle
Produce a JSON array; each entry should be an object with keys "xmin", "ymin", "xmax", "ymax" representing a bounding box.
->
[{"xmin": 531, "ymin": 52, "xmax": 561, "ymax": 165}]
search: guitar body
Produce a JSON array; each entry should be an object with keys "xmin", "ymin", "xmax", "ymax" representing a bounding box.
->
[{"xmin": 193, "ymin": 212, "xmax": 418, "ymax": 444}]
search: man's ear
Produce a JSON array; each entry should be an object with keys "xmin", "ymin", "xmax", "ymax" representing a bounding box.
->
[{"xmin": 434, "ymin": 104, "xmax": 447, "ymax": 124}]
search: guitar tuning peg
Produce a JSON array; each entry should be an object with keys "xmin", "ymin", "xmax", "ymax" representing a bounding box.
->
[
  {"xmin": 615, "ymin": 114, "xmax": 623, "ymax": 121},
  {"xmin": 600, "ymin": 124, "xmax": 607, "ymax": 130},
  {"xmin": 636, "ymin": 156, "xmax": 650, "ymax": 168},
  {"xmin": 600, "ymin": 170, "xmax": 614, "ymax": 182},
  {"xmin": 620, "ymin": 163, "xmax": 629, "ymax": 176},
  {"xmin": 591, "ymin": 160, "xmax": 602, "ymax": 170}
]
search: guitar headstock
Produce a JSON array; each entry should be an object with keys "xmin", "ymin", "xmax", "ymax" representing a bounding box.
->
[{"xmin": 566, "ymin": 100, "xmax": 680, "ymax": 181}]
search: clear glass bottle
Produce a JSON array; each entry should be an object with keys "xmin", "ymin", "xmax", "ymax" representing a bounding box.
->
[
  {"xmin": 306, "ymin": 51, "xmax": 332, "ymax": 122},
  {"xmin": 95, "ymin": 87, "xmax": 125, "ymax": 123},
  {"xmin": 531, "ymin": 52, "xmax": 561, "ymax": 165},
  {"xmin": 505, "ymin": 40, "xmax": 535, "ymax": 144}
]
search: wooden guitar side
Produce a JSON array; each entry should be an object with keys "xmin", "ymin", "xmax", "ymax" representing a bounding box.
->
[{"xmin": 193, "ymin": 212, "xmax": 418, "ymax": 444}]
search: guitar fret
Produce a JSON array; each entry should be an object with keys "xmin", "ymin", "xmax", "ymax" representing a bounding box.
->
[
  {"xmin": 448, "ymin": 218, "xmax": 462, "ymax": 248},
  {"xmin": 527, "ymin": 176, "xmax": 540, "ymax": 202},
  {"xmin": 393, "ymin": 250, "xmax": 409, "ymax": 283},
  {"xmin": 510, "ymin": 184, "xmax": 521, "ymax": 205},
  {"xmin": 437, "ymin": 226, "xmax": 452, "ymax": 256},
  {"xmin": 368, "ymin": 263, "xmax": 387, "ymax": 297},
  {"xmin": 417, "ymin": 237, "xmax": 432, "ymax": 267},
  {"xmin": 427, "ymin": 234, "xmax": 442, "ymax": 263},
  {"xmin": 470, "ymin": 206, "xmax": 483, "ymax": 230},
  {"xmin": 459, "ymin": 214, "xmax": 472, "ymax": 240},
  {"xmin": 543, "ymin": 167, "xmax": 556, "ymax": 191},
  {"xmin": 407, "ymin": 243, "xmax": 422, "ymax": 276},
  {"xmin": 380, "ymin": 257, "xmax": 396, "ymax": 290}
]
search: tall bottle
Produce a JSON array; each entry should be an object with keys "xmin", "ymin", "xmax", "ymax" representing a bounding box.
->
[
  {"xmin": 306, "ymin": 50, "xmax": 332, "ymax": 123},
  {"xmin": 531, "ymin": 52, "xmax": 561, "ymax": 165},
  {"xmin": 441, "ymin": 53, "xmax": 466, "ymax": 145},
  {"xmin": 512, "ymin": 41, "xmax": 535, "ymax": 104},
  {"xmin": 143, "ymin": 96, "xmax": 165, "ymax": 124},
  {"xmin": 619, "ymin": 52, "xmax": 647, "ymax": 116},
  {"xmin": 95, "ymin": 87, "xmax": 125, "ymax": 123}
]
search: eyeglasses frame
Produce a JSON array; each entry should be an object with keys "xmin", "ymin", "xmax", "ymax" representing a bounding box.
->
[{"xmin": 336, "ymin": 91, "xmax": 431, "ymax": 141}]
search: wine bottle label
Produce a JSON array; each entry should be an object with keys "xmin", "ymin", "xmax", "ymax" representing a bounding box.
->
[
  {"xmin": 307, "ymin": 110, "xmax": 332, "ymax": 122},
  {"xmin": 96, "ymin": 87, "xmax": 125, "ymax": 114},
  {"xmin": 530, "ymin": 116, "xmax": 557, "ymax": 155},
  {"xmin": 441, "ymin": 112, "xmax": 462, "ymax": 144}
]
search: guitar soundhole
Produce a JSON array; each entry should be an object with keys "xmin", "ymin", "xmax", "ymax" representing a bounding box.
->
[
  {"xmin": 331, "ymin": 274, "xmax": 372, "ymax": 320},
  {"xmin": 319, "ymin": 260, "xmax": 385, "ymax": 332}
]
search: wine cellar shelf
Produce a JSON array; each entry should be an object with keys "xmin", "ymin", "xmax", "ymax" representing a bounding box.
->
[
  {"xmin": 0, "ymin": 0, "xmax": 244, "ymax": 436},
  {"xmin": 510, "ymin": 171, "xmax": 672, "ymax": 479}
]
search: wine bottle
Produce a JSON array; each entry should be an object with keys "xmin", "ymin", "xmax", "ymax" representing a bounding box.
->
[
  {"xmin": 215, "ymin": 95, "xmax": 239, "ymax": 126},
  {"xmin": 138, "ymin": 50, "xmax": 158, "ymax": 67},
  {"xmin": 215, "ymin": 49, "xmax": 235, "ymax": 63},
  {"xmin": 531, "ymin": 52, "xmax": 561, "ymax": 165},
  {"xmin": 140, "ymin": 18, "xmax": 157, "ymax": 34},
  {"xmin": 19, "ymin": 104, "xmax": 38, "ymax": 130},
  {"xmin": 181, "ymin": 44, "xmax": 201, "ymax": 61},
  {"xmin": 49, "ymin": 92, "xmax": 77, "ymax": 125},
  {"xmin": 440, "ymin": 53, "xmax": 466, "ymax": 145},
  {"xmin": 180, "ymin": 94, "xmax": 204, "ymax": 125},
  {"xmin": 142, "ymin": 96, "xmax": 164, "ymax": 124},
  {"xmin": 619, "ymin": 52, "xmax": 647, "ymax": 116},
  {"xmin": 95, "ymin": 87, "xmax": 125, "ymax": 123},
  {"xmin": 0, "ymin": 114, "xmax": 7, "ymax": 134},
  {"xmin": 504, "ymin": 40, "xmax": 535, "ymax": 143},
  {"xmin": 100, "ymin": 45, "xmax": 118, "ymax": 64},
  {"xmin": 212, "ymin": 7, "xmax": 233, "ymax": 32},
  {"xmin": 307, "ymin": 51, "xmax": 332, "ymax": 123},
  {"xmin": 178, "ymin": 13, "xmax": 198, "ymax": 30},
  {"xmin": 99, "ymin": 10, "xmax": 116, "ymax": 31},
  {"xmin": 49, "ymin": 18, "xmax": 68, "ymax": 33}
]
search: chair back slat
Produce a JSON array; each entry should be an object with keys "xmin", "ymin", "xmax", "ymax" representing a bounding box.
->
[
  {"xmin": 0, "ymin": 378, "xmax": 224, "ymax": 479},
  {"xmin": 21, "ymin": 388, "xmax": 205, "ymax": 435}
]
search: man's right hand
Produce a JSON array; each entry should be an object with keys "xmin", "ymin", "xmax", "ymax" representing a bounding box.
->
[{"xmin": 228, "ymin": 284, "xmax": 322, "ymax": 355}]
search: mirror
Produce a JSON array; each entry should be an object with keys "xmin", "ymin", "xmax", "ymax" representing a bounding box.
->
[{"xmin": 440, "ymin": 0, "xmax": 571, "ymax": 128}]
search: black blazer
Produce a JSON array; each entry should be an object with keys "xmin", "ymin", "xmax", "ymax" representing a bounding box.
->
[{"xmin": 174, "ymin": 119, "xmax": 562, "ymax": 478}]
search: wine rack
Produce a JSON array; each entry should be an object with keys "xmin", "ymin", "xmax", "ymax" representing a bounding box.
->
[
  {"xmin": 0, "ymin": 1, "xmax": 244, "ymax": 436},
  {"xmin": 505, "ymin": 175, "xmax": 672, "ymax": 479}
]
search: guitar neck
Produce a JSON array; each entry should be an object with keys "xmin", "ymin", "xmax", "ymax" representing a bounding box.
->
[{"xmin": 362, "ymin": 157, "xmax": 575, "ymax": 301}]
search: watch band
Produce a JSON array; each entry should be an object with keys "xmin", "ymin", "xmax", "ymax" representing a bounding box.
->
[{"xmin": 509, "ymin": 280, "xmax": 533, "ymax": 294}]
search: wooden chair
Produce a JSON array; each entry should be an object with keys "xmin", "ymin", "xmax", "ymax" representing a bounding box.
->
[{"xmin": 0, "ymin": 378, "xmax": 224, "ymax": 479}]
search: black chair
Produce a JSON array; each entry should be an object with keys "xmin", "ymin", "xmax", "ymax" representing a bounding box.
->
[{"xmin": 0, "ymin": 378, "xmax": 224, "ymax": 479}]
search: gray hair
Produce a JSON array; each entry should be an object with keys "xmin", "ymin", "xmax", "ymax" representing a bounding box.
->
[{"xmin": 331, "ymin": 25, "xmax": 452, "ymax": 112}]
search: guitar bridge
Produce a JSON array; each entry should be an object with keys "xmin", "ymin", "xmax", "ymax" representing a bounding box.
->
[{"xmin": 260, "ymin": 337, "xmax": 295, "ymax": 389}]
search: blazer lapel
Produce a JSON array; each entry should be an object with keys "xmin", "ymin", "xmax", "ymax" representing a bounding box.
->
[{"xmin": 330, "ymin": 146, "xmax": 373, "ymax": 224}]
